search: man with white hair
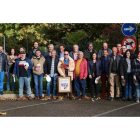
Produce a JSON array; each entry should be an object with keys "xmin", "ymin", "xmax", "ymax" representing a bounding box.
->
[
  {"xmin": 44, "ymin": 44, "xmax": 58, "ymax": 59},
  {"xmin": 44, "ymin": 50, "xmax": 59, "ymax": 100},
  {"xmin": 70, "ymin": 44, "xmax": 79, "ymax": 61},
  {"xmin": 69, "ymin": 44, "xmax": 79, "ymax": 92},
  {"xmin": 106, "ymin": 47, "xmax": 122, "ymax": 101},
  {"xmin": 73, "ymin": 51, "xmax": 89, "ymax": 100}
]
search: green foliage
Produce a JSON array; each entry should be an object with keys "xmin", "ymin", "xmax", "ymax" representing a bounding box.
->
[
  {"xmin": 0, "ymin": 23, "xmax": 128, "ymax": 53},
  {"xmin": 65, "ymin": 30, "xmax": 88, "ymax": 44}
]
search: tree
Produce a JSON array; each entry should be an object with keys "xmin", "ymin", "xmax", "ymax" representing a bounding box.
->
[
  {"xmin": 65, "ymin": 30, "xmax": 88, "ymax": 44},
  {"xmin": 102, "ymin": 24, "xmax": 125, "ymax": 48}
]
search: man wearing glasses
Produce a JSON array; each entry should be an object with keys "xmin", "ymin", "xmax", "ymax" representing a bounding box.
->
[
  {"xmin": 57, "ymin": 51, "xmax": 75, "ymax": 100},
  {"xmin": 121, "ymin": 45, "xmax": 127, "ymax": 57},
  {"xmin": 83, "ymin": 42, "xmax": 97, "ymax": 91}
]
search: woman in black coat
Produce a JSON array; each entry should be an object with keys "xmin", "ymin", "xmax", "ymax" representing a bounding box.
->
[
  {"xmin": 120, "ymin": 50, "xmax": 133, "ymax": 101},
  {"xmin": 88, "ymin": 52, "xmax": 102, "ymax": 101}
]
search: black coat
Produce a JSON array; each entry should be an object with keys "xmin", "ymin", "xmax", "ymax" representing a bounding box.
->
[
  {"xmin": 44, "ymin": 56, "xmax": 59, "ymax": 75},
  {"xmin": 106, "ymin": 55, "xmax": 122, "ymax": 75},
  {"xmin": 120, "ymin": 58, "xmax": 132, "ymax": 78},
  {"xmin": 88, "ymin": 60, "xmax": 102, "ymax": 76},
  {"xmin": 69, "ymin": 51, "xmax": 79, "ymax": 60},
  {"xmin": 57, "ymin": 51, "xmax": 63, "ymax": 59},
  {"xmin": 44, "ymin": 52, "xmax": 58, "ymax": 59},
  {"xmin": 83, "ymin": 49, "xmax": 97, "ymax": 61},
  {"xmin": 28, "ymin": 49, "xmax": 44, "ymax": 59},
  {"xmin": 0, "ymin": 53, "xmax": 8, "ymax": 72}
]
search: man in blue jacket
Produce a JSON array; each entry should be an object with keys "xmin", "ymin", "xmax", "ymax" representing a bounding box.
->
[
  {"xmin": 0, "ymin": 46, "xmax": 7, "ymax": 95},
  {"xmin": 13, "ymin": 49, "xmax": 33, "ymax": 100}
]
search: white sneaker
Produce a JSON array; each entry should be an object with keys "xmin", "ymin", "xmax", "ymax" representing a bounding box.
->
[
  {"xmin": 91, "ymin": 98, "xmax": 94, "ymax": 102},
  {"xmin": 95, "ymin": 97, "xmax": 98, "ymax": 101},
  {"xmin": 136, "ymin": 99, "xmax": 139, "ymax": 103}
]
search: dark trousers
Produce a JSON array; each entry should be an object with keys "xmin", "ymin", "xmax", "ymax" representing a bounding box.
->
[
  {"xmin": 124, "ymin": 73, "xmax": 132, "ymax": 99},
  {"xmin": 121, "ymin": 85, "xmax": 125, "ymax": 97},
  {"xmin": 91, "ymin": 76, "xmax": 99, "ymax": 98},
  {"xmin": 101, "ymin": 73, "xmax": 110, "ymax": 97},
  {"xmin": 72, "ymin": 80, "xmax": 75, "ymax": 92},
  {"xmin": 30, "ymin": 70, "xmax": 34, "ymax": 90},
  {"xmin": 132, "ymin": 83, "xmax": 136, "ymax": 97},
  {"xmin": 86, "ymin": 76, "xmax": 91, "ymax": 90},
  {"xmin": 120, "ymin": 76, "xmax": 124, "ymax": 97}
]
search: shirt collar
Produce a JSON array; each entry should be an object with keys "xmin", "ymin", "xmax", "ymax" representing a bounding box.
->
[{"xmin": 136, "ymin": 59, "xmax": 140, "ymax": 62}]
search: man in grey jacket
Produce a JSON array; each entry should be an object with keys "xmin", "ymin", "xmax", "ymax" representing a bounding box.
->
[
  {"xmin": 98, "ymin": 43, "xmax": 112, "ymax": 59},
  {"xmin": 69, "ymin": 44, "xmax": 79, "ymax": 61},
  {"xmin": 0, "ymin": 46, "xmax": 7, "ymax": 95},
  {"xmin": 106, "ymin": 47, "xmax": 122, "ymax": 101}
]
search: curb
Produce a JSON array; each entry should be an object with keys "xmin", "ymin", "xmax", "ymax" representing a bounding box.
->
[{"xmin": 0, "ymin": 94, "xmax": 47, "ymax": 98}]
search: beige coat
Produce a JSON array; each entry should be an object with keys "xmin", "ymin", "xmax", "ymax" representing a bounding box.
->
[
  {"xmin": 57, "ymin": 56, "xmax": 75, "ymax": 80},
  {"xmin": 31, "ymin": 55, "xmax": 45, "ymax": 75},
  {"xmin": 7, "ymin": 55, "xmax": 17, "ymax": 69}
]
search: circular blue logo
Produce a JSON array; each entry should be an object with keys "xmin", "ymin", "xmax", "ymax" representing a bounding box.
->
[{"xmin": 122, "ymin": 23, "xmax": 137, "ymax": 36}]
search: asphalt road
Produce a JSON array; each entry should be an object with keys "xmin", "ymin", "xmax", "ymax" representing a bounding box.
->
[{"xmin": 0, "ymin": 98, "xmax": 140, "ymax": 117}]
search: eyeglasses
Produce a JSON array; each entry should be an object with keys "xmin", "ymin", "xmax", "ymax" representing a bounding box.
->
[{"xmin": 64, "ymin": 54, "xmax": 68, "ymax": 55}]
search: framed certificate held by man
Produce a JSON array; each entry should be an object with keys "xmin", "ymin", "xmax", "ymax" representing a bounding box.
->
[{"xmin": 57, "ymin": 76, "xmax": 72, "ymax": 93}]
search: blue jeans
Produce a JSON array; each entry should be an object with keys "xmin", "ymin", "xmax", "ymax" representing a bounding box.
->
[
  {"xmin": 75, "ymin": 76, "xmax": 85, "ymax": 97},
  {"xmin": 0, "ymin": 71, "xmax": 5, "ymax": 93},
  {"xmin": 136, "ymin": 83, "xmax": 140, "ymax": 99},
  {"xmin": 33, "ymin": 73, "xmax": 44, "ymax": 96},
  {"xmin": 19, "ymin": 77, "xmax": 31, "ymax": 97},
  {"xmin": 7, "ymin": 69, "xmax": 15, "ymax": 91},
  {"xmin": 124, "ymin": 73, "xmax": 132, "ymax": 99},
  {"xmin": 47, "ymin": 75, "xmax": 57, "ymax": 97}
]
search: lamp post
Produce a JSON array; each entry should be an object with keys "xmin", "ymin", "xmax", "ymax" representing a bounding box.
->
[
  {"xmin": 26, "ymin": 36, "xmax": 28, "ymax": 53},
  {"xmin": 3, "ymin": 35, "xmax": 5, "ymax": 53}
]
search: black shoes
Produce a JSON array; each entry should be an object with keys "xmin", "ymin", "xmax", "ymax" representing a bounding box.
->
[
  {"xmin": 116, "ymin": 97, "xmax": 121, "ymax": 101},
  {"xmin": 109, "ymin": 97, "xmax": 113, "ymax": 101}
]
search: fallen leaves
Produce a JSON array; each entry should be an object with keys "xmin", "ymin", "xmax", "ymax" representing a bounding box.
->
[
  {"xmin": 0, "ymin": 112, "xmax": 7, "ymax": 115},
  {"xmin": 0, "ymin": 97, "xmax": 17, "ymax": 100},
  {"xmin": 40, "ymin": 98, "xmax": 48, "ymax": 101}
]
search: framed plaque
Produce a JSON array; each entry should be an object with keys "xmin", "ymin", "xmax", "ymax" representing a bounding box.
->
[{"xmin": 57, "ymin": 76, "xmax": 72, "ymax": 93}]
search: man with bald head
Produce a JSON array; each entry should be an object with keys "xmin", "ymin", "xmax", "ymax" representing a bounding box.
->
[
  {"xmin": 106, "ymin": 47, "xmax": 122, "ymax": 101},
  {"xmin": 98, "ymin": 43, "xmax": 112, "ymax": 59},
  {"xmin": 116, "ymin": 43, "xmax": 122, "ymax": 55}
]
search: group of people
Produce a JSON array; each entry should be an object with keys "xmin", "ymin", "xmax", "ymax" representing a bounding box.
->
[{"xmin": 0, "ymin": 41, "xmax": 140, "ymax": 102}]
